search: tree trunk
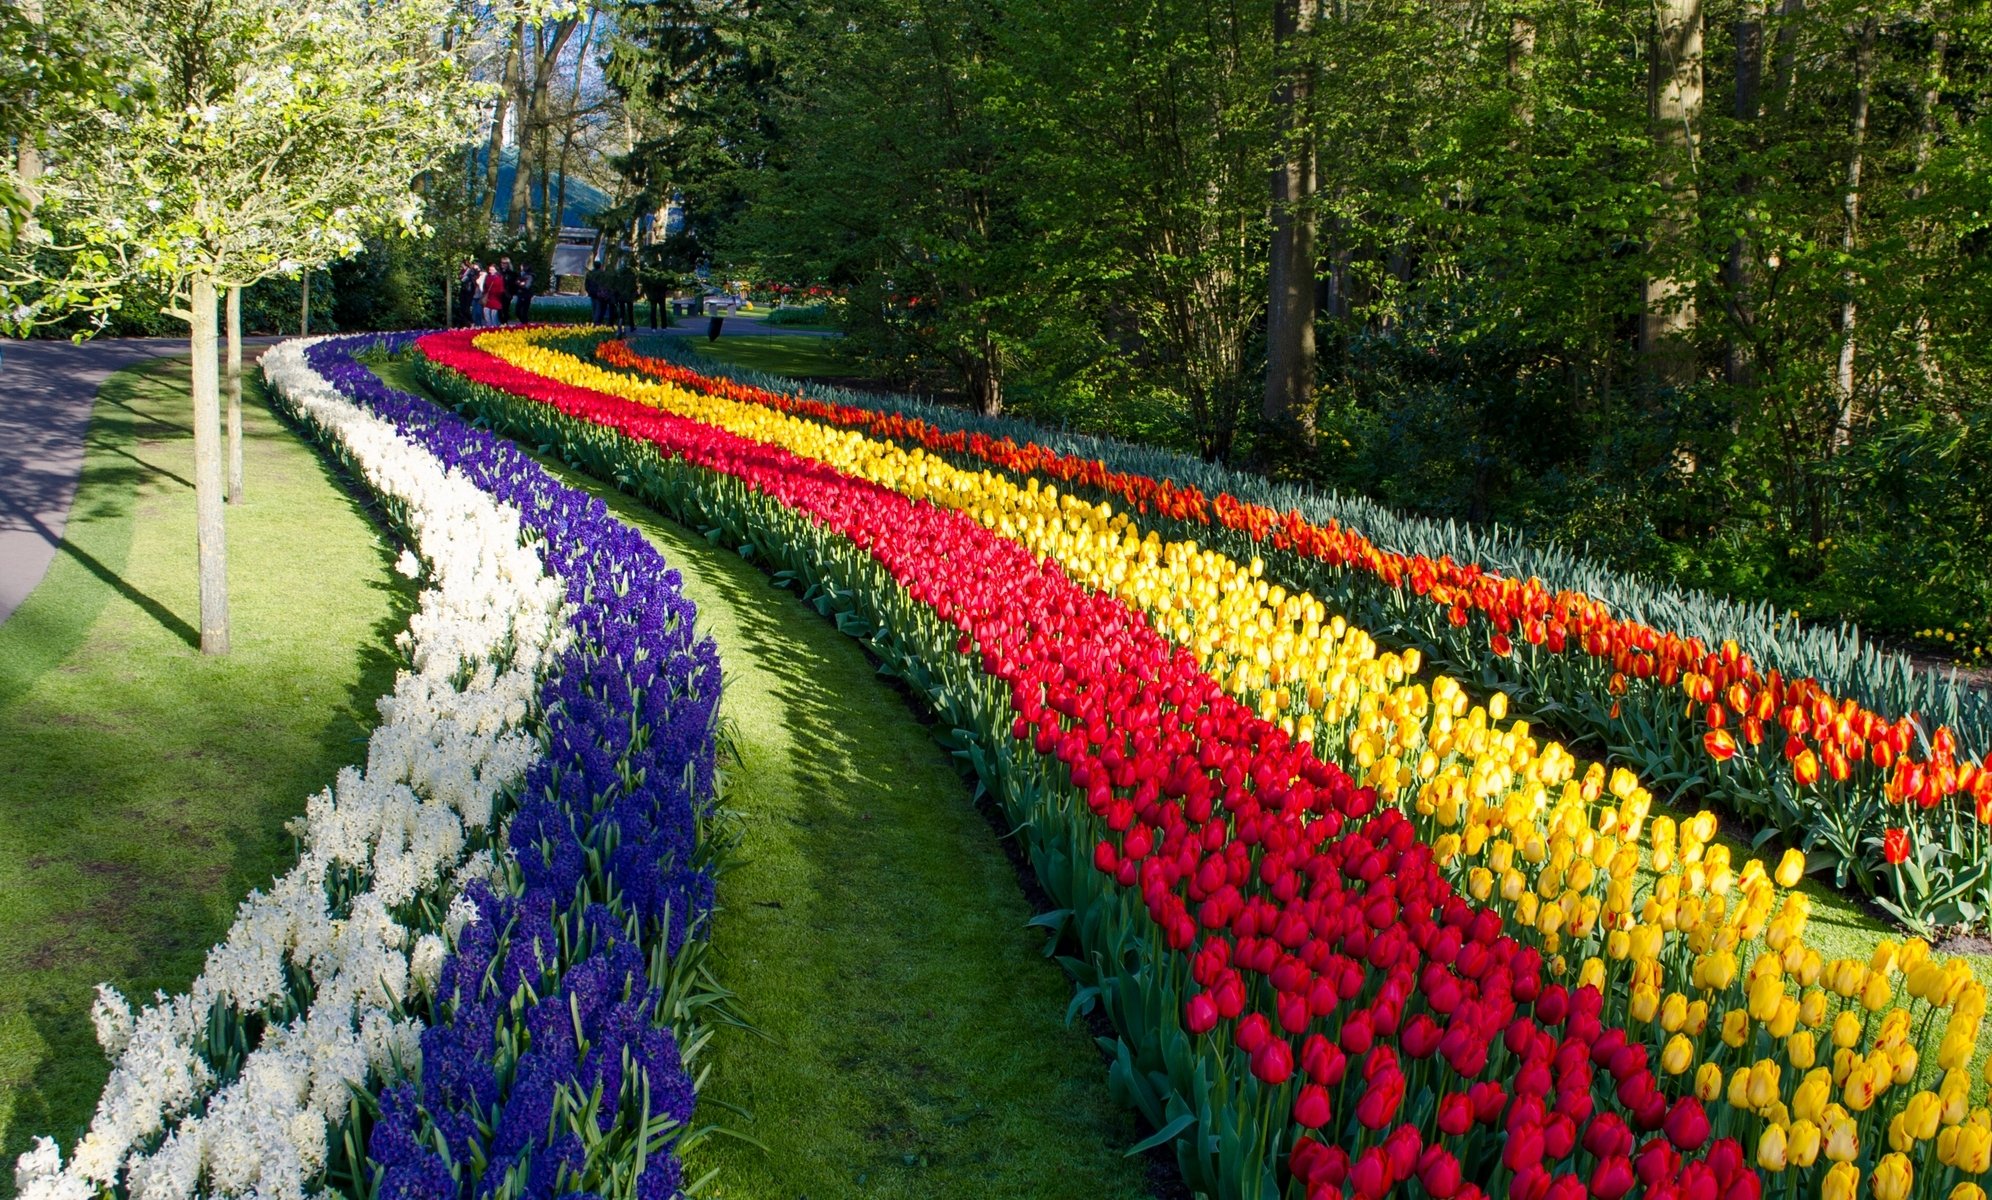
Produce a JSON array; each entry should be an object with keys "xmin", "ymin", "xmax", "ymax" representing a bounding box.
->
[
  {"xmin": 300, "ymin": 273, "xmax": 311, "ymax": 335},
  {"xmin": 1725, "ymin": 0, "xmax": 1764, "ymax": 386},
  {"xmin": 1264, "ymin": 0, "xmax": 1319, "ymax": 442},
  {"xmin": 1910, "ymin": 15, "xmax": 1946, "ymax": 389},
  {"xmin": 1641, "ymin": 0, "xmax": 1703, "ymax": 389},
  {"xmin": 190, "ymin": 278, "xmax": 229, "ymax": 655},
  {"xmin": 1834, "ymin": 16, "xmax": 1874, "ymax": 442},
  {"xmin": 484, "ymin": 25, "xmax": 521, "ymax": 223},
  {"xmin": 226, "ymin": 286, "xmax": 243, "ymax": 504},
  {"xmin": 15, "ymin": 0, "xmax": 43, "ymax": 188},
  {"xmin": 1509, "ymin": 9, "xmax": 1537, "ymax": 130},
  {"xmin": 966, "ymin": 330, "xmax": 1003, "ymax": 417},
  {"xmin": 547, "ymin": 10, "xmax": 596, "ymax": 253},
  {"xmin": 1771, "ymin": 0, "xmax": 1805, "ymax": 108}
]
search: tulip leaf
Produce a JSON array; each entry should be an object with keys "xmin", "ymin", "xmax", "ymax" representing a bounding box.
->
[{"xmin": 1122, "ymin": 1112, "xmax": 1196, "ymax": 1157}]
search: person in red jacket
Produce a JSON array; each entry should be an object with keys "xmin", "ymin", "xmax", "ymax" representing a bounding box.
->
[{"xmin": 480, "ymin": 264, "xmax": 507, "ymax": 327}]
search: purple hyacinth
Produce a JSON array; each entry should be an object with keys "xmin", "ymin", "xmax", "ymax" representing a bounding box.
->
[{"xmin": 304, "ymin": 336, "xmax": 718, "ymax": 1200}]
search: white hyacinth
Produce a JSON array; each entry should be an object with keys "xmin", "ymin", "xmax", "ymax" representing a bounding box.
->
[{"xmin": 16, "ymin": 339, "xmax": 574, "ymax": 1199}]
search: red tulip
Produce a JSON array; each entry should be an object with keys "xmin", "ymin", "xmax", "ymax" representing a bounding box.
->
[
  {"xmin": 1349, "ymin": 1146, "xmax": 1391, "ymax": 1200},
  {"xmin": 1355, "ymin": 1070, "xmax": 1405, "ymax": 1130},
  {"xmin": 1294, "ymin": 1084, "xmax": 1332, "ymax": 1130},
  {"xmin": 1184, "ymin": 992, "xmax": 1218, "ymax": 1035},
  {"xmin": 1663, "ymin": 1097, "xmax": 1710, "ymax": 1151},
  {"xmin": 1437, "ymin": 1092, "xmax": 1474, "ymax": 1136},
  {"xmin": 1251, "ymin": 1038, "xmax": 1293, "ymax": 1086},
  {"xmin": 1301, "ymin": 1034, "xmax": 1346, "ymax": 1087},
  {"xmin": 1417, "ymin": 1146, "xmax": 1463, "ymax": 1198},
  {"xmin": 1504, "ymin": 1124, "xmax": 1546, "ymax": 1172},
  {"xmin": 1589, "ymin": 1156, "xmax": 1636, "ymax": 1200},
  {"xmin": 1236, "ymin": 1011, "xmax": 1271, "ymax": 1053},
  {"xmin": 1883, "ymin": 826, "xmax": 1911, "ymax": 865}
]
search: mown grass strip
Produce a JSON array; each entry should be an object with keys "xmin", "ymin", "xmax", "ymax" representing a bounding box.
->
[
  {"xmin": 0, "ymin": 357, "xmax": 415, "ymax": 1191},
  {"xmin": 370, "ymin": 357, "xmax": 1155, "ymax": 1200}
]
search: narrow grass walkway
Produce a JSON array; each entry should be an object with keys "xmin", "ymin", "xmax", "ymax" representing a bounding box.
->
[
  {"xmin": 637, "ymin": 331, "xmax": 871, "ymax": 381},
  {"xmin": 371, "ymin": 358, "xmax": 1153, "ymax": 1200},
  {"xmin": 0, "ymin": 358, "xmax": 413, "ymax": 1188}
]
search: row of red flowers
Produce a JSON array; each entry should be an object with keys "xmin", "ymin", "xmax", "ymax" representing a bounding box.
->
[{"xmin": 419, "ymin": 329, "xmax": 1761, "ymax": 1199}]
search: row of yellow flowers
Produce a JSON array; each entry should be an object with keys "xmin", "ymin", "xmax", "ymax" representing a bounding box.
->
[{"xmin": 475, "ymin": 327, "xmax": 1991, "ymax": 1197}]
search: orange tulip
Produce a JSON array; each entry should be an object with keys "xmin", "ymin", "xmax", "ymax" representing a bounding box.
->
[
  {"xmin": 1704, "ymin": 730, "xmax": 1739, "ymax": 763},
  {"xmin": 1794, "ymin": 750, "xmax": 1821, "ymax": 788}
]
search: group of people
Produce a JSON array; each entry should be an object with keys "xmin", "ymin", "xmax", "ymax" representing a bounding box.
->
[
  {"xmin": 583, "ymin": 260, "xmax": 638, "ymax": 330},
  {"xmin": 455, "ymin": 257, "xmax": 536, "ymax": 328}
]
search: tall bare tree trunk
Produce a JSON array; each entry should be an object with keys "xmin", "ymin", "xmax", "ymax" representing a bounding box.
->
[
  {"xmin": 300, "ymin": 273, "xmax": 311, "ymax": 335},
  {"xmin": 1725, "ymin": 0, "xmax": 1764, "ymax": 386},
  {"xmin": 484, "ymin": 25, "xmax": 521, "ymax": 223},
  {"xmin": 1641, "ymin": 0, "xmax": 1703, "ymax": 389},
  {"xmin": 515, "ymin": 18, "xmax": 580, "ymax": 236},
  {"xmin": 1771, "ymin": 0, "xmax": 1805, "ymax": 106},
  {"xmin": 1509, "ymin": 7, "xmax": 1537, "ymax": 130},
  {"xmin": 1264, "ymin": 0, "xmax": 1319, "ymax": 443},
  {"xmin": 16, "ymin": 0, "xmax": 43, "ymax": 188},
  {"xmin": 1834, "ymin": 15, "xmax": 1875, "ymax": 441},
  {"xmin": 1910, "ymin": 13, "xmax": 1946, "ymax": 390},
  {"xmin": 190, "ymin": 278, "xmax": 229, "ymax": 655},
  {"xmin": 226, "ymin": 286, "xmax": 243, "ymax": 504},
  {"xmin": 549, "ymin": 10, "xmax": 597, "ymax": 251}
]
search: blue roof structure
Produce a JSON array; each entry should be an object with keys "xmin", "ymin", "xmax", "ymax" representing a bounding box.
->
[{"xmin": 475, "ymin": 146, "xmax": 615, "ymax": 228}]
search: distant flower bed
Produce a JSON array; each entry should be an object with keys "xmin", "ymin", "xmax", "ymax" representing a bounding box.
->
[
  {"xmin": 595, "ymin": 332, "xmax": 1992, "ymax": 932},
  {"xmin": 15, "ymin": 335, "xmax": 723, "ymax": 1200}
]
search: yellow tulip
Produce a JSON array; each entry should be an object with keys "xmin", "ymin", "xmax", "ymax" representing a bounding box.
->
[
  {"xmin": 1756, "ymin": 1124, "xmax": 1788, "ymax": 1171},
  {"xmin": 1823, "ymin": 1108, "xmax": 1861, "ymax": 1161},
  {"xmin": 1722, "ymin": 1009, "xmax": 1751, "ymax": 1049},
  {"xmin": 1695, "ymin": 1062, "xmax": 1725, "ymax": 1103},
  {"xmin": 1871, "ymin": 1152, "xmax": 1912, "ymax": 1200},
  {"xmin": 1788, "ymin": 1031, "xmax": 1817, "ymax": 1070},
  {"xmin": 1661, "ymin": 1035, "xmax": 1695, "ymax": 1076},
  {"xmin": 1787, "ymin": 1118, "xmax": 1821, "ymax": 1168},
  {"xmin": 1775, "ymin": 847, "xmax": 1805, "ymax": 888},
  {"xmin": 1821, "ymin": 1162, "xmax": 1859, "ymax": 1200},
  {"xmin": 1748, "ymin": 1061, "xmax": 1782, "ymax": 1111}
]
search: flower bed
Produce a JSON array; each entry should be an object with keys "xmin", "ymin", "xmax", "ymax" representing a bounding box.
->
[
  {"xmin": 598, "ymin": 333, "xmax": 1992, "ymax": 930},
  {"xmin": 405, "ymin": 328, "xmax": 1745, "ymax": 1199},
  {"xmin": 15, "ymin": 335, "xmax": 722, "ymax": 1200},
  {"xmin": 415, "ymin": 324, "xmax": 1992, "ymax": 1200}
]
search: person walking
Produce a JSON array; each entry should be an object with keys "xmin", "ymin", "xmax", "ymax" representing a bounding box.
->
[
  {"xmin": 514, "ymin": 264, "xmax": 537, "ymax": 323},
  {"xmin": 480, "ymin": 263, "xmax": 507, "ymax": 327},
  {"xmin": 585, "ymin": 260, "xmax": 608, "ymax": 325},
  {"xmin": 610, "ymin": 260, "xmax": 638, "ymax": 333},
  {"xmin": 641, "ymin": 264, "xmax": 672, "ymax": 328},
  {"xmin": 455, "ymin": 261, "xmax": 480, "ymax": 328},
  {"xmin": 498, "ymin": 256, "xmax": 520, "ymax": 322}
]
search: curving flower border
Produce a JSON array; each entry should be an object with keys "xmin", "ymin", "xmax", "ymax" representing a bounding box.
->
[
  {"xmin": 16, "ymin": 335, "xmax": 723, "ymax": 1200},
  {"xmin": 410, "ymin": 327, "xmax": 1794, "ymax": 1200}
]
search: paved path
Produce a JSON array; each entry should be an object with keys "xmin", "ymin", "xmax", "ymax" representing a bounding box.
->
[{"xmin": 0, "ymin": 336, "xmax": 283, "ymax": 626}]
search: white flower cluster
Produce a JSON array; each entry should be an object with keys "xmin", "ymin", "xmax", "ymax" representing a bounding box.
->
[{"xmin": 16, "ymin": 340, "xmax": 571, "ymax": 1200}]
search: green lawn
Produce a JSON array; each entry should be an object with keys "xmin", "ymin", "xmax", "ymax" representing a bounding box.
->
[
  {"xmin": 670, "ymin": 331, "xmax": 871, "ymax": 380},
  {"xmin": 369, "ymin": 359, "xmax": 1151, "ymax": 1199},
  {"xmin": 0, "ymin": 357, "xmax": 413, "ymax": 1189}
]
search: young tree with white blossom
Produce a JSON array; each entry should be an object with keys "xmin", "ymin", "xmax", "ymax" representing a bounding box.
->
[{"xmin": 4, "ymin": 0, "xmax": 480, "ymax": 654}]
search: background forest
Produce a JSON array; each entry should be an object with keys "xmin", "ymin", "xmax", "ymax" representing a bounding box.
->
[
  {"xmin": 14, "ymin": 0, "xmax": 1991, "ymax": 660},
  {"xmin": 611, "ymin": 0, "xmax": 1992, "ymax": 661}
]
